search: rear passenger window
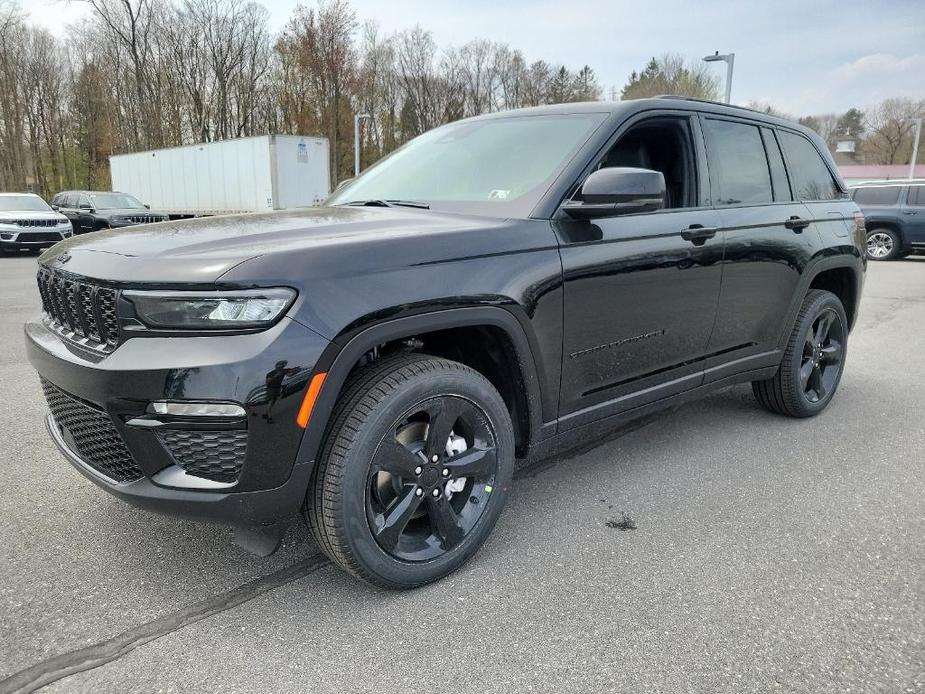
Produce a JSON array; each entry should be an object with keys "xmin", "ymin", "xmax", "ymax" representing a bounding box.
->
[
  {"xmin": 703, "ymin": 119, "xmax": 772, "ymax": 206},
  {"xmin": 908, "ymin": 186, "xmax": 925, "ymax": 206},
  {"xmin": 853, "ymin": 186, "xmax": 902, "ymax": 205},
  {"xmin": 778, "ymin": 131, "xmax": 842, "ymax": 201}
]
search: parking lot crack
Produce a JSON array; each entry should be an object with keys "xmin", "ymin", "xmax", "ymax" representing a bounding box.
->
[{"xmin": 0, "ymin": 554, "xmax": 330, "ymax": 694}]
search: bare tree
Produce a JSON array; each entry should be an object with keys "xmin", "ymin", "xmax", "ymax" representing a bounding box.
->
[{"xmin": 863, "ymin": 97, "xmax": 925, "ymax": 165}]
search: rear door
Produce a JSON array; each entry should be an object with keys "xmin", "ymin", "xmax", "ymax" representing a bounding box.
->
[
  {"xmin": 77, "ymin": 194, "xmax": 96, "ymax": 233},
  {"xmin": 59, "ymin": 193, "xmax": 80, "ymax": 233},
  {"xmin": 701, "ymin": 117, "xmax": 819, "ymax": 381},
  {"xmin": 902, "ymin": 184, "xmax": 925, "ymax": 247}
]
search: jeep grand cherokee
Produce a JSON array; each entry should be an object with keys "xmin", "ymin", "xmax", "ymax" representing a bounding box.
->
[{"xmin": 26, "ymin": 97, "xmax": 866, "ymax": 588}]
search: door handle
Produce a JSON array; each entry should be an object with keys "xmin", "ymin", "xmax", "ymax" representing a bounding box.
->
[
  {"xmin": 680, "ymin": 224, "xmax": 718, "ymax": 245},
  {"xmin": 902, "ymin": 210, "xmax": 917, "ymax": 215},
  {"xmin": 784, "ymin": 216, "xmax": 811, "ymax": 232}
]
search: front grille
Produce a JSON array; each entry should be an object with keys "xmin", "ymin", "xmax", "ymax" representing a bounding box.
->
[
  {"xmin": 37, "ymin": 267, "xmax": 120, "ymax": 351},
  {"xmin": 41, "ymin": 378, "xmax": 142, "ymax": 483},
  {"xmin": 121, "ymin": 215, "xmax": 163, "ymax": 224},
  {"xmin": 157, "ymin": 429, "xmax": 247, "ymax": 483},
  {"xmin": 17, "ymin": 232, "xmax": 64, "ymax": 242},
  {"xmin": 14, "ymin": 219, "xmax": 59, "ymax": 228}
]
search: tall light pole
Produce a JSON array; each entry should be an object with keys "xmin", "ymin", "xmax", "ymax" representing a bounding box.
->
[
  {"xmin": 702, "ymin": 51, "xmax": 735, "ymax": 104},
  {"xmin": 907, "ymin": 117, "xmax": 922, "ymax": 180},
  {"xmin": 354, "ymin": 112, "xmax": 371, "ymax": 177}
]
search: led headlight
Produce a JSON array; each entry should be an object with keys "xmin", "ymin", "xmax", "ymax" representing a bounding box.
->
[{"xmin": 124, "ymin": 288, "xmax": 295, "ymax": 330}]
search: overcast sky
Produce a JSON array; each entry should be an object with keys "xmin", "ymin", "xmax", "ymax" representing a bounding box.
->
[{"xmin": 22, "ymin": 0, "xmax": 925, "ymax": 116}]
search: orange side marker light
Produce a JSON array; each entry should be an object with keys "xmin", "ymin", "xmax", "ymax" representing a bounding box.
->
[{"xmin": 296, "ymin": 372, "xmax": 327, "ymax": 429}]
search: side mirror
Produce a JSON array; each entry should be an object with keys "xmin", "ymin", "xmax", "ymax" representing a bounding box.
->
[
  {"xmin": 562, "ymin": 167, "xmax": 666, "ymax": 219},
  {"xmin": 144, "ymin": 204, "xmax": 150, "ymax": 209},
  {"xmin": 79, "ymin": 204, "xmax": 94, "ymax": 212},
  {"xmin": 51, "ymin": 205, "xmax": 59, "ymax": 211}
]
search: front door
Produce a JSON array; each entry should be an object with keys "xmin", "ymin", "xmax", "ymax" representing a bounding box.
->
[{"xmin": 557, "ymin": 114, "xmax": 724, "ymax": 429}]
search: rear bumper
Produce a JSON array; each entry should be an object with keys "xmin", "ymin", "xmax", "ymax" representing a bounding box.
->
[{"xmin": 26, "ymin": 314, "xmax": 330, "ymax": 530}]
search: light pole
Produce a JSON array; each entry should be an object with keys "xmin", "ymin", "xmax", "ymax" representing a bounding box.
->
[
  {"xmin": 907, "ymin": 117, "xmax": 922, "ymax": 180},
  {"xmin": 702, "ymin": 51, "xmax": 735, "ymax": 104},
  {"xmin": 354, "ymin": 112, "xmax": 371, "ymax": 177}
]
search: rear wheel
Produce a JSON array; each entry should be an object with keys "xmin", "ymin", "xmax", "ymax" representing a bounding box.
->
[
  {"xmin": 305, "ymin": 354, "xmax": 514, "ymax": 589},
  {"xmin": 866, "ymin": 228, "xmax": 900, "ymax": 260},
  {"xmin": 752, "ymin": 289, "xmax": 847, "ymax": 418}
]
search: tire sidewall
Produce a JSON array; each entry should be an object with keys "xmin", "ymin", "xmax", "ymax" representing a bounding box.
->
[
  {"xmin": 337, "ymin": 368, "xmax": 514, "ymax": 587},
  {"xmin": 783, "ymin": 293, "xmax": 848, "ymax": 417}
]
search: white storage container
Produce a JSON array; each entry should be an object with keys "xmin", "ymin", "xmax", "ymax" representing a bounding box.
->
[{"xmin": 110, "ymin": 135, "xmax": 330, "ymax": 215}]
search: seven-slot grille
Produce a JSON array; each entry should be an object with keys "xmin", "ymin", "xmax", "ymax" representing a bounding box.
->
[
  {"xmin": 121, "ymin": 215, "xmax": 165, "ymax": 224},
  {"xmin": 10, "ymin": 219, "xmax": 60, "ymax": 227},
  {"xmin": 37, "ymin": 267, "xmax": 120, "ymax": 350},
  {"xmin": 41, "ymin": 378, "xmax": 142, "ymax": 483}
]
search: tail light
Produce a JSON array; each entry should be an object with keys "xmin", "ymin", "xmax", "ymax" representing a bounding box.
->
[{"xmin": 853, "ymin": 211, "xmax": 866, "ymax": 249}]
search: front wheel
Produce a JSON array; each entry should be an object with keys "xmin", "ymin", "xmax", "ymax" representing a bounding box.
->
[
  {"xmin": 306, "ymin": 354, "xmax": 514, "ymax": 589},
  {"xmin": 752, "ymin": 289, "xmax": 848, "ymax": 418}
]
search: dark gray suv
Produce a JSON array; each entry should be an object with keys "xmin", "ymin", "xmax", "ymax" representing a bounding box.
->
[{"xmin": 851, "ymin": 181, "xmax": 925, "ymax": 260}]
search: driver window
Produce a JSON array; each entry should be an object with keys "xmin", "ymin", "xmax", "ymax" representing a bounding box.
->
[{"xmin": 586, "ymin": 117, "xmax": 697, "ymax": 210}]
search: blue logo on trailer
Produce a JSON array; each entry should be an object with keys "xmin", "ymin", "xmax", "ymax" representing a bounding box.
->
[{"xmin": 297, "ymin": 143, "xmax": 308, "ymax": 163}]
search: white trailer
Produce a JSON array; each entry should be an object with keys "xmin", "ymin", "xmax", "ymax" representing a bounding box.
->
[{"xmin": 110, "ymin": 135, "xmax": 330, "ymax": 216}]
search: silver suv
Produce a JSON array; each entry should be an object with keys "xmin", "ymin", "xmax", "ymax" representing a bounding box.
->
[{"xmin": 0, "ymin": 193, "xmax": 73, "ymax": 253}]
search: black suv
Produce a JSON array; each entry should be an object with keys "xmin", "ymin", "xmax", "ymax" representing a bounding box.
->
[
  {"xmin": 26, "ymin": 98, "xmax": 866, "ymax": 588},
  {"xmin": 51, "ymin": 190, "xmax": 168, "ymax": 234},
  {"xmin": 851, "ymin": 181, "xmax": 925, "ymax": 260}
]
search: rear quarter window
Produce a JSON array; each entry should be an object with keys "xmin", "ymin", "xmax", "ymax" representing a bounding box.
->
[
  {"xmin": 778, "ymin": 131, "xmax": 843, "ymax": 201},
  {"xmin": 852, "ymin": 186, "xmax": 902, "ymax": 205},
  {"xmin": 907, "ymin": 185, "xmax": 925, "ymax": 206}
]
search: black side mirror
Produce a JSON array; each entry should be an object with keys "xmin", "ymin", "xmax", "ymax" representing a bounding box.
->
[
  {"xmin": 562, "ymin": 167, "xmax": 666, "ymax": 219},
  {"xmin": 144, "ymin": 204, "xmax": 150, "ymax": 209},
  {"xmin": 79, "ymin": 204, "xmax": 94, "ymax": 212}
]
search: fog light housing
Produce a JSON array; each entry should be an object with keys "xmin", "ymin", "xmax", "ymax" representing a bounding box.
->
[{"xmin": 147, "ymin": 401, "xmax": 246, "ymax": 417}]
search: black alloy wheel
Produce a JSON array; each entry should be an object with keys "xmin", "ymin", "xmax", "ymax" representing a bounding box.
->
[
  {"xmin": 752, "ymin": 289, "xmax": 848, "ymax": 418},
  {"xmin": 799, "ymin": 309, "xmax": 844, "ymax": 404},
  {"xmin": 366, "ymin": 395, "xmax": 499, "ymax": 562},
  {"xmin": 306, "ymin": 353, "xmax": 514, "ymax": 589}
]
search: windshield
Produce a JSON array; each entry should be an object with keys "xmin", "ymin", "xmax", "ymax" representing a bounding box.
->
[
  {"xmin": 0, "ymin": 195, "xmax": 52, "ymax": 212},
  {"xmin": 328, "ymin": 113, "xmax": 607, "ymax": 218},
  {"xmin": 90, "ymin": 193, "xmax": 145, "ymax": 209}
]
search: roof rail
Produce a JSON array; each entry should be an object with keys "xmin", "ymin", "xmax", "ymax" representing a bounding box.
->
[{"xmin": 654, "ymin": 95, "xmax": 772, "ymax": 116}]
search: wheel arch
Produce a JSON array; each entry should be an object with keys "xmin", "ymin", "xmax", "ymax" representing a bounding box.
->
[
  {"xmin": 865, "ymin": 219, "xmax": 907, "ymax": 248},
  {"xmin": 777, "ymin": 255, "xmax": 864, "ymax": 350},
  {"xmin": 295, "ymin": 306, "xmax": 548, "ymax": 465}
]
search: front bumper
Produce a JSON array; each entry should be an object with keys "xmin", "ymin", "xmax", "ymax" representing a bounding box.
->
[
  {"xmin": 1, "ymin": 230, "xmax": 69, "ymax": 249},
  {"xmin": 26, "ymin": 314, "xmax": 330, "ymax": 529}
]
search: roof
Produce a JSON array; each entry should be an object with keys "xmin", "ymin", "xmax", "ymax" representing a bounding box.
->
[
  {"xmin": 469, "ymin": 97, "xmax": 813, "ymax": 136},
  {"xmin": 0, "ymin": 192, "xmax": 41, "ymax": 197}
]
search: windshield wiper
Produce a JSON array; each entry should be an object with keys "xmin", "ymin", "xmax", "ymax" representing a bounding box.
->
[{"xmin": 341, "ymin": 199, "xmax": 430, "ymax": 209}]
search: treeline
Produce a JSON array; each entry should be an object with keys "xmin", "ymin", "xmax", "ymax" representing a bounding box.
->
[{"xmin": 0, "ymin": 0, "xmax": 601, "ymax": 197}]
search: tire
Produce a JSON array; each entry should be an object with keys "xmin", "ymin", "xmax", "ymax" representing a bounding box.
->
[
  {"xmin": 866, "ymin": 228, "xmax": 901, "ymax": 260},
  {"xmin": 305, "ymin": 353, "xmax": 514, "ymax": 589},
  {"xmin": 752, "ymin": 289, "xmax": 848, "ymax": 418}
]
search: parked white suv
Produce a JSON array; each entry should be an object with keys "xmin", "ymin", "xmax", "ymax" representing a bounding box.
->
[{"xmin": 0, "ymin": 193, "xmax": 73, "ymax": 253}]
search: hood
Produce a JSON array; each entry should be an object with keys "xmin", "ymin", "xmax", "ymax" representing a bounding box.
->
[{"xmin": 38, "ymin": 206, "xmax": 529, "ymax": 285}]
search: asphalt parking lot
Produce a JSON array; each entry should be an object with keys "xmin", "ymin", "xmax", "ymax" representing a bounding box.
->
[{"xmin": 1, "ymin": 253, "xmax": 923, "ymax": 693}]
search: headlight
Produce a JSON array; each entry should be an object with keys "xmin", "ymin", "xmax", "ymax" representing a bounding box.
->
[{"xmin": 124, "ymin": 288, "xmax": 296, "ymax": 330}]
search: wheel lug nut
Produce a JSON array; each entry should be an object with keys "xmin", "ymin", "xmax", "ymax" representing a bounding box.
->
[
  {"xmin": 431, "ymin": 454, "xmax": 439, "ymax": 463},
  {"xmin": 414, "ymin": 466, "xmax": 422, "ymax": 475},
  {"xmin": 432, "ymin": 488, "xmax": 440, "ymax": 497},
  {"xmin": 415, "ymin": 488, "xmax": 423, "ymax": 497},
  {"xmin": 441, "ymin": 468, "xmax": 450, "ymax": 477}
]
